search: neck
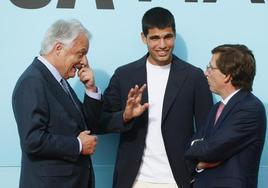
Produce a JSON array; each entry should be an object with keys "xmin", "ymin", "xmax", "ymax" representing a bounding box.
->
[
  {"xmin": 148, "ymin": 56, "xmax": 172, "ymax": 66},
  {"xmin": 42, "ymin": 54, "xmax": 65, "ymax": 78},
  {"xmin": 220, "ymin": 86, "xmax": 238, "ymax": 100}
]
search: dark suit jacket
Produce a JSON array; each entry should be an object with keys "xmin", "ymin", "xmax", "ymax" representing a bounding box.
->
[
  {"xmin": 12, "ymin": 58, "xmax": 102, "ymax": 188},
  {"xmin": 185, "ymin": 90, "xmax": 267, "ymax": 188},
  {"xmin": 101, "ymin": 54, "xmax": 213, "ymax": 188}
]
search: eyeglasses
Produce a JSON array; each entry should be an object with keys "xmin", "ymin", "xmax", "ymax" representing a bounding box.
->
[{"xmin": 206, "ymin": 64, "xmax": 218, "ymax": 71}]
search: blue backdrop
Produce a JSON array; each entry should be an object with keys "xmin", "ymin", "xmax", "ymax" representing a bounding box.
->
[{"xmin": 1, "ymin": 1, "xmax": 267, "ymax": 187}]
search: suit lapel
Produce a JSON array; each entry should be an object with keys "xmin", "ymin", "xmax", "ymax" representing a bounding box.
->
[
  {"xmin": 204, "ymin": 104, "xmax": 219, "ymax": 136},
  {"xmin": 162, "ymin": 56, "xmax": 189, "ymax": 122},
  {"xmin": 134, "ymin": 55, "xmax": 149, "ymax": 106},
  {"xmin": 33, "ymin": 58, "xmax": 85, "ymax": 129},
  {"xmin": 214, "ymin": 90, "xmax": 249, "ymax": 128}
]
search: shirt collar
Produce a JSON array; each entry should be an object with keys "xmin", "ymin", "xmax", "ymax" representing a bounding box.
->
[
  {"xmin": 37, "ymin": 55, "xmax": 63, "ymax": 83},
  {"xmin": 221, "ymin": 89, "xmax": 240, "ymax": 105}
]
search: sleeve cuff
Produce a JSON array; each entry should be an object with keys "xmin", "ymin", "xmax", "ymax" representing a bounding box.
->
[
  {"xmin": 85, "ymin": 86, "xmax": 101, "ymax": 100},
  {"xmin": 77, "ymin": 137, "xmax": 82, "ymax": 153},
  {"xmin": 196, "ymin": 167, "xmax": 204, "ymax": 173}
]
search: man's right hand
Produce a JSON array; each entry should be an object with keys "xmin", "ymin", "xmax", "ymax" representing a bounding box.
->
[
  {"xmin": 123, "ymin": 84, "xmax": 149, "ymax": 123},
  {"xmin": 78, "ymin": 130, "xmax": 97, "ymax": 155},
  {"xmin": 197, "ymin": 161, "xmax": 222, "ymax": 169}
]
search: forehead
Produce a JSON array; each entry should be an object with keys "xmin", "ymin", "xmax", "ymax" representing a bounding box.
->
[
  {"xmin": 211, "ymin": 53, "xmax": 220, "ymax": 65},
  {"xmin": 71, "ymin": 33, "xmax": 89, "ymax": 52},
  {"xmin": 147, "ymin": 27, "xmax": 175, "ymax": 37}
]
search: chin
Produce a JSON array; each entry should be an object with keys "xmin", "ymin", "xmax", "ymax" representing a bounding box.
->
[{"xmin": 158, "ymin": 55, "xmax": 172, "ymax": 61}]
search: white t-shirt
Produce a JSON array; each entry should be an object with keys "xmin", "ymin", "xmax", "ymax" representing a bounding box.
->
[{"xmin": 136, "ymin": 60, "xmax": 176, "ymax": 183}]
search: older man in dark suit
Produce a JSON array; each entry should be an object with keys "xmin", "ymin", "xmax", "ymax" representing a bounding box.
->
[
  {"xmin": 12, "ymin": 19, "xmax": 101, "ymax": 188},
  {"xmin": 185, "ymin": 44, "xmax": 266, "ymax": 188}
]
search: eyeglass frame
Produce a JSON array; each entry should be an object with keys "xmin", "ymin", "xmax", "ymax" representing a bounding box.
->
[{"xmin": 206, "ymin": 64, "xmax": 219, "ymax": 71}]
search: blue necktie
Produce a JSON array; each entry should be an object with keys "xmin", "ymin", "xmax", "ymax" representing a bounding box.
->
[
  {"xmin": 60, "ymin": 78, "xmax": 80, "ymax": 111},
  {"xmin": 60, "ymin": 78, "xmax": 87, "ymax": 130}
]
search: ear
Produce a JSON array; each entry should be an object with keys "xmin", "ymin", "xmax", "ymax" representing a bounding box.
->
[
  {"xmin": 224, "ymin": 74, "xmax": 232, "ymax": 84},
  {"xmin": 141, "ymin": 32, "xmax": 147, "ymax": 44},
  {"xmin": 54, "ymin": 42, "xmax": 63, "ymax": 56}
]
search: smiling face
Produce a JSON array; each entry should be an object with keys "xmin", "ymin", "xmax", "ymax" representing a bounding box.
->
[
  {"xmin": 57, "ymin": 33, "xmax": 89, "ymax": 79},
  {"xmin": 142, "ymin": 27, "xmax": 175, "ymax": 66}
]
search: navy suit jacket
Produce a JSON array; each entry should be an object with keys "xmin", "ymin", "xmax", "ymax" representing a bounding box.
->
[
  {"xmin": 185, "ymin": 90, "xmax": 266, "ymax": 188},
  {"xmin": 12, "ymin": 58, "xmax": 102, "ymax": 188},
  {"xmin": 101, "ymin": 54, "xmax": 213, "ymax": 188}
]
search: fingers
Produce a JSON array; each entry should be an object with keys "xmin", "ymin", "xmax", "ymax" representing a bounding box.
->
[
  {"xmin": 127, "ymin": 84, "xmax": 146, "ymax": 98},
  {"xmin": 78, "ymin": 64, "xmax": 96, "ymax": 91},
  {"xmin": 139, "ymin": 84, "xmax": 146, "ymax": 93},
  {"xmin": 81, "ymin": 135, "xmax": 98, "ymax": 155},
  {"xmin": 123, "ymin": 84, "xmax": 148, "ymax": 123},
  {"xmin": 83, "ymin": 130, "xmax": 91, "ymax": 135},
  {"xmin": 126, "ymin": 84, "xmax": 148, "ymax": 109},
  {"xmin": 142, "ymin": 102, "xmax": 149, "ymax": 111},
  {"xmin": 78, "ymin": 130, "xmax": 98, "ymax": 155},
  {"xmin": 79, "ymin": 69, "xmax": 93, "ymax": 84}
]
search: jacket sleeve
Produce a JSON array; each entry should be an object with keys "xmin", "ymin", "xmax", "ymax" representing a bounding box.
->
[
  {"xmin": 100, "ymin": 69, "xmax": 137, "ymax": 133},
  {"xmin": 82, "ymin": 93, "xmax": 103, "ymax": 134},
  {"xmin": 193, "ymin": 68, "xmax": 213, "ymax": 139}
]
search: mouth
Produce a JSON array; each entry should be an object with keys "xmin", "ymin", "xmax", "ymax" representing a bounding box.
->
[
  {"xmin": 157, "ymin": 50, "xmax": 169, "ymax": 57},
  {"xmin": 75, "ymin": 64, "xmax": 83, "ymax": 70},
  {"xmin": 71, "ymin": 65, "xmax": 78, "ymax": 73}
]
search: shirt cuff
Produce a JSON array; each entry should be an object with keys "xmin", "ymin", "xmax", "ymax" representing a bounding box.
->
[
  {"xmin": 77, "ymin": 137, "xmax": 82, "ymax": 153},
  {"xmin": 191, "ymin": 138, "xmax": 204, "ymax": 146},
  {"xmin": 85, "ymin": 86, "xmax": 101, "ymax": 100},
  {"xmin": 196, "ymin": 167, "xmax": 204, "ymax": 173}
]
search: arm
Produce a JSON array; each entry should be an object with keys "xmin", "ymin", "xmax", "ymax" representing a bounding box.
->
[
  {"xmin": 77, "ymin": 56, "xmax": 103, "ymax": 133},
  {"xmin": 185, "ymin": 104, "xmax": 263, "ymax": 162},
  {"xmin": 100, "ymin": 69, "xmax": 148, "ymax": 133},
  {"xmin": 193, "ymin": 68, "xmax": 213, "ymax": 134}
]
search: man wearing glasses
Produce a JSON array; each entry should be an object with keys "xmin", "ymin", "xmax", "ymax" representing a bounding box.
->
[{"xmin": 185, "ymin": 44, "xmax": 266, "ymax": 188}]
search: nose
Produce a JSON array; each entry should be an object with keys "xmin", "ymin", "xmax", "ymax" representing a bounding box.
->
[
  {"xmin": 79, "ymin": 56, "xmax": 88, "ymax": 67},
  {"xmin": 159, "ymin": 38, "xmax": 167, "ymax": 48},
  {"xmin": 204, "ymin": 69, "xmax": 209, "ymax": 77}
]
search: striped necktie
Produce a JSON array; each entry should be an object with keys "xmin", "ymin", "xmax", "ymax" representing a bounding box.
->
[
  {"xmin": 60, "ymin": 78, "xmax": 87, "ymax": 130},
  {"xmin": 60, "ymin": 78, "xmax": 80, "ymax": 110}
]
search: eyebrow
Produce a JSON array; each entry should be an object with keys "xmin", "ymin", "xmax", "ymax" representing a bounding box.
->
[
  {"xmin": 149, "ymin": 33, "xmax": 174, "ymax": 40},
  {"xmin": 79, "ymin": 49, "xmax": 87, "ymax": 55}
]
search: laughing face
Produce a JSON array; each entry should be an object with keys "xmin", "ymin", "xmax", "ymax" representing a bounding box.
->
[
  {"xmin": 59, "ymin": 33, "xmax": 89, "ymax": 79},
  {"xmin": 142, "ymin": 27, "xmax": 175, "ymax": 66}
]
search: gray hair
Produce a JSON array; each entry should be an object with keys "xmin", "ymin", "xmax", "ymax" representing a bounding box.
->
[{"xmin": 40, "ymin": 19, "xmax": 91, "ymax": 55}]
